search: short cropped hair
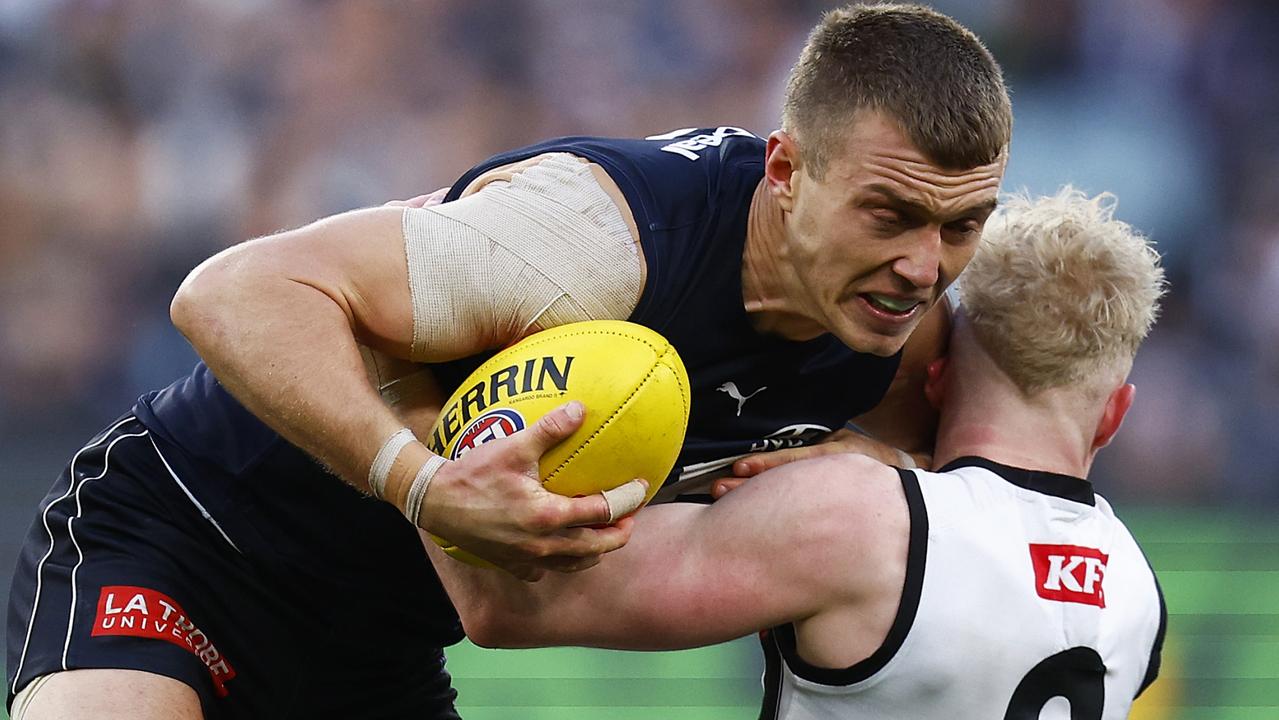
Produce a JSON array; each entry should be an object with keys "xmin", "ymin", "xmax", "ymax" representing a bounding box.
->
[
  {"xmin": 960, "ymin": 187, "xmax": 1167, "ymax": 394},
  {"xmin": 782, "ymin": 3, "xmax": 1011, "ymax": 178}
]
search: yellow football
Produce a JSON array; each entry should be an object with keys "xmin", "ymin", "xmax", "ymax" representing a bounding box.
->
[{"xmin": 425, "ymin": 320, "xmax": 690, "ymax": 565}]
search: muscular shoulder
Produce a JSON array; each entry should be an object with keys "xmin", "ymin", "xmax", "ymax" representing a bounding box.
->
[
  {"xmin": 773, "ymin": 454, "xmax": 910, "ymax": 595},
  {"xmin": 809, "ymin": 454, "xmax": 908, "ymax": 536},
  {"xmin": 779, "ymin": 455, "xmax": 913, "ymax": 668}
]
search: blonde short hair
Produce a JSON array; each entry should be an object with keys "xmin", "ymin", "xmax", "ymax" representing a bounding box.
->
[{"xmin": 959, "ymin": 187, "xmax": 1167, "ymax": 394}]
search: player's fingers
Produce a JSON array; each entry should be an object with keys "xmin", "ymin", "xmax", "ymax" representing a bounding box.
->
[
  {"xmin": 517, "ymin": 401, "xmax": 587, "ymax": 458},
  {"xmin": 420, "ymin": 187, "xmax": 450, "ymax": 207},
  {"xmin": 504, "ymin": 563, "xmax": 544, "ymax": 582},
  {"xmin": 600, "ymin": 479, "xmax": 647, "ymax": 521},
  {"xmin": 543, "ymin": 515, "xmax": 634, "ymax": 556},
  {"xmin": 536, "ymin": 554, "xmax": 603, "ymax": 574},
  {"xmin": 711, "ymin": 478, "xmax": 746, "ymax": 498},
  {"xmin": 552, "ymin": 490, "xmax": 613, "ymax": 530},
  {"xmin": 384, "ymin": 192, "xmax": 440, "ymax": 209},
  {"xmin": 732, "ymin": 446, "xmax": 818, "ymax": 476}
]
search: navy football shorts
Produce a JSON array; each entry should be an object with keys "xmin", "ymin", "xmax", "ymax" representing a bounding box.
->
[{"xmin": 6, "ymin": 416, "xmax": 464, "ymax": 719}]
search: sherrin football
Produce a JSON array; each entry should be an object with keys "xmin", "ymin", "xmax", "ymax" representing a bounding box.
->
[{"xmin": 425, "ymin": 320, "xmax": 690, "ymax": 564}]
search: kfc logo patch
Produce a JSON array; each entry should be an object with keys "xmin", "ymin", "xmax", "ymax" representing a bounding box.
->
[
  {"xmin": 92, "ymin": 586, "xmax": 236, "ymax": 696},
  {"xmin": 1029, "ymin": 544, "xmax": 1109, "ymax": 608},
  {"xmin": 452, "ymin": 408, "xmax": 525, "ymax": 460}
]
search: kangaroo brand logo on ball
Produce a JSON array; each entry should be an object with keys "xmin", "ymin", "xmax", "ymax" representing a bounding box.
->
[
  {"xmin": 452, "ymin": 408, "xmax": 526, "ymax": 459},
  {"xmin": 428, "ymin": 355, "xmax": 575, "ymax": 454}
]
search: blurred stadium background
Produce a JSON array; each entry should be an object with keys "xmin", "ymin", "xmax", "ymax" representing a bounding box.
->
[{"xmin": 1, "ymin": 0, "xmax": 1276, "ymax": 717}]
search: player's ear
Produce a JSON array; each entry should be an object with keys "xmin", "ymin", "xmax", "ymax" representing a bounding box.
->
[
  {"xmin": 923, "ymin": 356, "xmax": 949, "ymax": 411},
  {"xmin": 1092, "ymin": 383, "xmax": 1135, "ymax": 450},
  {"xmin": 765, "ymin": 131, "xmax": 800, "ymax": 212}
]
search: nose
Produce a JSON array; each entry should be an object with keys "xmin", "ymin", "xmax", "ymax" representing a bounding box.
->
[{"xmin": 892, "ymin": 226, "xmax": 943, "ymax": 289}]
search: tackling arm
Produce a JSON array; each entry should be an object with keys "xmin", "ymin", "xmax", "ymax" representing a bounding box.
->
[{"xmin": 433, "ymin": 453, "xmax": 908, "ymax": 651}]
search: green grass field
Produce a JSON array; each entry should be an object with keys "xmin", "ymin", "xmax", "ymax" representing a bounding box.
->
[{"xmin": 4, "ymin": 508, "xmax": 1276, "ymax": 719}]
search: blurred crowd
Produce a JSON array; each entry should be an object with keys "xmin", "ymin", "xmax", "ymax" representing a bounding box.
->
[{"xmin": 1, "ymin": 0, "xmax": 1276, "ymax": 505}]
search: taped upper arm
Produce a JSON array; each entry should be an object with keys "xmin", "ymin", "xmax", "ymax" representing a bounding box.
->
[{"xmin": 402, "ymin": 153, "xmax": 645, "ymax": 362}]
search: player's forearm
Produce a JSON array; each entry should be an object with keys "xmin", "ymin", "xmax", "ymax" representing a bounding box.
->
[
  {"xmin": 431, "ymin": 506, "xmax": 759, "ymax": 651},
  {"xmin": 171, "ymin": 243, "xmax": 412, "ymax": 493},
  {"xmin": 456, "ymin": 573, "xmax": 645, "ymax": 650}
]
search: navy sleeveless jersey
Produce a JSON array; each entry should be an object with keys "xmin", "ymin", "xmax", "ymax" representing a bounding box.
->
[
  {"xmin": 136, "ymin": 127, "xmax": 899, "ymax": 501},
  {"xmin": 439, "ymin": 126, "xmax": 901, "ymax": 489},
  {"xmin": 133, "ymin": 126, "xmax": 900, "ymax": 533}
]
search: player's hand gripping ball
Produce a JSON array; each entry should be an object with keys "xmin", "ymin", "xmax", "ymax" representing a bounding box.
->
[{"xmin": 426, "ymin": 320, "xmax": 690, "ymax": 565}]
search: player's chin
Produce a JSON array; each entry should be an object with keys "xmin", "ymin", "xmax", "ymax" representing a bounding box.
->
[
  {"xmin": 862, "ymin": 331, "xmax": 914, "ymax": 357},
  {"xmin": 830, "ymin": 325, "xmax": 911, "ymax": 357},
  {"xmin": 834, "ymin": 306, "xmax": 921, "ymax": 356}
]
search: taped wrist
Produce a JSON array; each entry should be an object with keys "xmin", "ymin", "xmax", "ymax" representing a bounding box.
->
[
  {"xmin": 368, "ymin": 428, "xmax": 416, "ymax": 500},
  {"xmin": 402, "ymin": 153, "xmax": 643, "ymax": 361},
  {"xmin": 402, "ymin": 455, "xmax": 448, "ymax": 526}
]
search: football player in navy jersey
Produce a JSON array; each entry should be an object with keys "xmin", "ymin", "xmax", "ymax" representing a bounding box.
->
[
  {"xmin": 433, "ymin": 188, "xmax": 1169, "ymax": 720},
  {"xmin": 8, "ymin": 4, "xmax": 1010, "ymax": 718}
]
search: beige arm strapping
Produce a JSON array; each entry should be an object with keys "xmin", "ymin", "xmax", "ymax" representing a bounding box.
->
[{"xmin": 402, "ymin": 153, "xmax": 643, "ymax": 361}]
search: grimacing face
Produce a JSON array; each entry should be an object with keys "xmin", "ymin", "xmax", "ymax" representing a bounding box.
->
[{"xmin": 766, "ymin": 113, "xmax": 1005, "ymax": 357}]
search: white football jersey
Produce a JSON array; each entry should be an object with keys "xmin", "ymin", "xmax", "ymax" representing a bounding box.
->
[{"xmin": 760, "ymin": 457, "xmax": 1166, "ymax": 720}]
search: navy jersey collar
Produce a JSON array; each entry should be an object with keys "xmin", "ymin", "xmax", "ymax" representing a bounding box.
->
[{"xmin": 938, "ymin": 456, "xmax": 1095, "ymax": 506}]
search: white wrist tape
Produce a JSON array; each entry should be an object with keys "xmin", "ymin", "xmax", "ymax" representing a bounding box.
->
[
  {"xmin": 403, "ymin": 454, "xmax": 448, "ymax": 526},
  {"xmin": 368, "ymin": 428, "xmax": 416, "ymax": 500},
  {"xmin": 402, "ymin": 153, "xmax": 642, "ymax": 361}
]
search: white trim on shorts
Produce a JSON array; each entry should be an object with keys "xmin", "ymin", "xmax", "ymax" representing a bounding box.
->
[
  {"xmin": 60, "ymin": 426, "xmax": 152, "ymax": 667},
  {"xmin": 11, "ymin": 416, "xmax": 135, "ymax": 693},
  {"xmin": 12, "ymin": 417, "xmax": 246, "ymax": 694},
  {"xmin": 147, "ymin": 434, "xmax": 243, "ymax": 555}
]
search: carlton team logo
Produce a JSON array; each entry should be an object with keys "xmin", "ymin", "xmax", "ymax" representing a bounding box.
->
[
  {"xmin": 1028, "ymin": 544, "xmax": 1109, "ymax": 608},
  {"xmin": 452, "ymin": 408, "xmax": 526, "ymax": 460}
]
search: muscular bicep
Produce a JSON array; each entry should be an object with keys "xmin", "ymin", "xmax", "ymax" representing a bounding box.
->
[{"xmin": 189, "ymin": 206, "xmax": 420, "ymax": 357}]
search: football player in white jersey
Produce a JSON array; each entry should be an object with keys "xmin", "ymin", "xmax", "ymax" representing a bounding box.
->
[{"xmin": 429, "ymin": 186, "xmax": 1168, "ymax": 719}]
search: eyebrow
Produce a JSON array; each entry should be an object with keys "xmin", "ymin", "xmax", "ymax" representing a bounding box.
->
[{"xmin": 863, "ymin": 183, "xmax": 999, "ymax": 220}]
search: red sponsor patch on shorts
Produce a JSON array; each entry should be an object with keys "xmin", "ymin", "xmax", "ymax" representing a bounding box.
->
[
  {"xmin": 1028, "ymin": 544, "xmax": 1109, "ymax": 608},
  {"xmin": 91, "ymin": 585, "xmax": 236, "ymax": 697}
]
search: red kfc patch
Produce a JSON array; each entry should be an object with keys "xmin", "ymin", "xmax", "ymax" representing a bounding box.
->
[
  {"xmin": 1028, "ymin": 544, "xmax": 1109, "ymax": 608},
  {"xmin": 92, "ymin": 585, "xmax": 236, "ymax": 696}
]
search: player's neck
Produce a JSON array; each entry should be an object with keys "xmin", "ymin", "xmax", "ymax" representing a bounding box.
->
[
  {"xmin": 742, "ymin": 179, "xmax": 822, "ymax": 340},
  {"xmin": 931, "ymin": 357, "xmax": 1098, "ymax": 481},
  {"xmin": 933, "ymin": 396, "xmax": 1096, "ymax": 480}
]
